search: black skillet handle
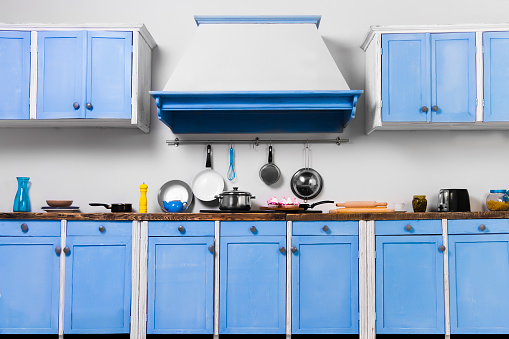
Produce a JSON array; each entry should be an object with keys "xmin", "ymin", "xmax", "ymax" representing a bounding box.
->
[
  {"xmin": 206, "ymin": 144, "xmax": 212, "ymax": 168},
  {"xmin": 89, "ymin": 203, "xmax": 111, "ymax": 209},
  {"xmin": 268, "ymin": 146, "xmax": 273, "ymax": 164},
  {"xmin": 309, "ymin": 200, "xmax": 335, "ymax": 209}
]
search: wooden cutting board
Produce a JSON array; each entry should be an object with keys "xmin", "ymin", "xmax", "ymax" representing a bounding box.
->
[{"xmin": 329, "ymin": 207, "xmax": 395, "ymax": 213}]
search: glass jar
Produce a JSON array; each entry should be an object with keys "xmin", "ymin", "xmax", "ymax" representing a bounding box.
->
[
  {"xmin": 412, "ymin": 195, "xmax": 427, "ymax": 212},
  {"xmin": 486, "ymin": 190, "xmax": 509, "ymax": 211},
  {"xmin": 13, "ymin": 176, "xmax": 31, "ymax": 212}
]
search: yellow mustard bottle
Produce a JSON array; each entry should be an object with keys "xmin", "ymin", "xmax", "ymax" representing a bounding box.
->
[{"xmin": 139, "ymin": 183, "xmax": 148, "ymax": 213}]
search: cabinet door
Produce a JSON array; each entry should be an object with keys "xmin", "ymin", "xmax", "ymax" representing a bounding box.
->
[
  {"xmin": 449, "ymin": 234, "xmax": 509, "ymax": 334},
  {"xmin": 381, "ymin": 33, "xmax": 429, "ymax": 122},
  {"xmin": 86, "ymin": 31, "xmax": 132, "ymax": 119},
  {"xmin": 0, "ymin": 237, "xmax": 60, "ymax": 334},
  {"xmin": 64, "ymin": 235, "xmax": 131, "ymax": 334},
  {"xmin": 0, "ymin": 31, "xmax": 30, "ymax": 119},
  {"xmin": 37, "ymin": 31, "xmax": 86, "ymax": 119},
  {"xmin": 483, "ymin": 31, "xmax": 509, "ymax": 122},
  {"xmin": 147, "ymin": 236, "xmax": 214, "ymax": 334},
  {"xmin": 292, "ymin": 235, "xmax": 358, "ymax": 334},
  {"xmin": 376, "ymin": 235, "xmax": 445, "ymax": 334},
  {"xmin": 431, "ymin": 33, "xmax": 476, "ymax": 122},
  {"xmin": 219, "ymin": 235, "xmax": 286, "ymax": 334}
]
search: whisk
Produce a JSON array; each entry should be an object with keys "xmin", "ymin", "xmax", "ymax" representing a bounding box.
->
[{"xmin": 227, "ymin": 144, "xmax": 235, "ymax": 181}]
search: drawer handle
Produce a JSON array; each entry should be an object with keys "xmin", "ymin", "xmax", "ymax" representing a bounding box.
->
[
  {"xmin": 439, "ymin": 245, "xmax": 446, "ymax": 252},
  {"xmin": 250, "ymin": 226, "xmax": 257, "ymax": 233},
  {"xmin": 208, "ymin": 245, "xmax": 214, "ymax": 253},
  {"xmin": 421, "ymin": 106, "xmax": 428, "ymax": 113},
  {"xmin": 279, "ymin": 246, "xmax": 286, "ymax": 254},
  {"xmin": 178, "ymin": 225, "xmax": 185, "ymax": 233},
  {"xmin": 322, "ymin": 225, "xmax": 329, "ymax": 232},
  {"xmin": 73, "ymin": 102, "xmax": 80, "ymax": 109},
  {"xmin": 405, "ymin": 224, "xmax": 412, "ymax": 231},
  {"xmin": 20, "ymin": 223, "xmax": 28, "ymax": 232},
  {"xmin": 98, "ymin": 225, "xmax": 106, "ymax": 232},
  {"xmin": 479, "ymin": 224, "xmax": 486, "ymax": 231},
  {"xmin": 63, "ymin": 247, "xmax": 70, "ymax": 254},
  {"xmin": 432, "ymin": 105, "xmax": 439, "ymax": 112},
  {"xmin": 86, "ymin": 102, "xmax": 93, "ymax": 110},
  {"xmin": 290, "ymin": 246, "xmax": 298, "ymax": 253},
  {"xmin": 55, "ymin": 246, "xmax": 62, "ymax": 254}
]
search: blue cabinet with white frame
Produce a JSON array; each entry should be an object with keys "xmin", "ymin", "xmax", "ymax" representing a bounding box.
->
[
  {"xmin": 0, "ymin": 31, "xmax": 31, "ymax": 120},
  {"xmin": 483, "ymin": 32, "xmax": 509, "ymax": 122},
  {"xmin": 147, "ymin": 221, "xmax": 214, "ymax": 334},
  {"xmin": 375, "ymin": 220, "xmax": 445, "ymax": 334},
  {"xmin": 37, "ymin": 30, "xmax": 132, "ymax": 120},
  {"xmin": 381, "ymin": 32, "xmax": 476, "ymax": 123},
  {"xmin": 64, "ymin": 221, "xmax": 132, "ymax": 334},
  {"xmin": 220, "ymin": 221, "xmax": 286, "ymax": 334},
  {"xmin": 291, "ymin": 221, "xmax": 359, "ymax": 334},
  {"xmin": 0, "ymin": 220, "xmax": 61, "ymax": 334},
  {"xmin": 448, "ymin": 219, "xmax": 509, "ymax": 334}
]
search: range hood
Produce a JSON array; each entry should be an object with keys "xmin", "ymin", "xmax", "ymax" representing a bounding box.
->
[{"xmin": 150, "ymin": 16, "xmax": 362, "ymax": 133}]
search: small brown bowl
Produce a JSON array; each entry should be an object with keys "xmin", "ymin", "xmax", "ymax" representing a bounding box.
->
[{"xmin": 46, "ymin": 200, "xmax": 73, "ymax": 207}]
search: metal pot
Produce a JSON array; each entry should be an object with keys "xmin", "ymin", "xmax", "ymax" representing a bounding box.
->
[{"xmin": 215, "ymin": 187, "xmax": 255, "ymax": 211}]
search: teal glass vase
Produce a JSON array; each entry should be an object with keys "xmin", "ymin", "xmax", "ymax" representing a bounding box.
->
[{"xmin": 13, "ymin": 176, "xmax": 31, "ymax": 212}]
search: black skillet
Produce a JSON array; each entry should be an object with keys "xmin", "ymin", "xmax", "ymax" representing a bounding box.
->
[
  {"xmin": 298, "ymin": 200, "xmax": 335, "ymax": 210},
  {"xmin": 89, "ymin": 203, "xmax": 132, "ymax": 213}
]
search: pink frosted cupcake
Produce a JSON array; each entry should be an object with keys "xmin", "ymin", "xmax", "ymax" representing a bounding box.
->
[{"xmin": 267, "ymin": 196, "xmax": 279, "ymax": 206}]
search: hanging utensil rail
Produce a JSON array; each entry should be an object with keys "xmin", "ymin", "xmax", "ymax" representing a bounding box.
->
[{"xmin": 167, "ymin": 137, "xmax": 349, "ymax": 147}]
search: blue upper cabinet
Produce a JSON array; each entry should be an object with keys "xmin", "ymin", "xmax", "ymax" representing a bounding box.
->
[
  {"xmin": 381, "ymin": 32, "xmax": 476, "ymax": 124},
  {"xmin": 38, "ymin": 30, "xmax": 132, "ymax": 120},
  {"xmin": 0, "ymin": 31, "xmax": 31, "ymax": 120},
  {"xmin": 483, "ymin": 31, "xmax": 509, "ymax": 122}
]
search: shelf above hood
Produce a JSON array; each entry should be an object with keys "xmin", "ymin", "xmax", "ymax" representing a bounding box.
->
[{"xmin": 150, "ymin": 16, "xmax": 362, "ymax": 134}]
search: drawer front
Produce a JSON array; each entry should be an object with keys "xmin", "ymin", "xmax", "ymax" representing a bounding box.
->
[
  {"xmin": 67, "ymin": 221, "xmax": 132, "ymax": 236},
  {"xmin": 221, "ymin": 221, "xmax": 286, "ymax": 236},
  {"xmin": 293, "ymin": 221, "xmax": 358, "ymax": 236},
  {"xmin": 148, "ymin": 221, "xmax": 215, "ymax": 237},
  {"xmin": 448, "ymin": 219, "xmax": 509, "ymax": 234},
  {"xmin": 375, "ymin": 220, "xmax": 442, "ymax": 235},
  {"xmin": 0, "ymin": 220, "xmax": 60, "ymax": 237}
]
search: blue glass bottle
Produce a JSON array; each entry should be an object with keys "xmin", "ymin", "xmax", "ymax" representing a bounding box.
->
[{"xmin": 13, "ymin": 177, "xmax": 31, "ymax": 212}]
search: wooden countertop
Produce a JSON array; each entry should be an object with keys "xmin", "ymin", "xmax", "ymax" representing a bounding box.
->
[{"xmin": 2, "ymin": 211, "xmax": 509, "ymax": 221}]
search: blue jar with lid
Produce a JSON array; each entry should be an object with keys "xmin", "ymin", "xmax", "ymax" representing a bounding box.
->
[{"xmin": 486, "ymin": 190, "xmax": 509, "ymax": 211}]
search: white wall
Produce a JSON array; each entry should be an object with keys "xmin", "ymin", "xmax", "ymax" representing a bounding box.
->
[{"xmin": 1, "ymin": 0, "xmax": 508, "ymax": 213}]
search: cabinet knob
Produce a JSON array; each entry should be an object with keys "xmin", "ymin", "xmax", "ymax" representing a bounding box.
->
[
  {"xmin": 279, "ymin": 246, "xmax": 286, "ymax": 254},
  {"xmin": 98, "ymin": 225, "xmax": 106, "ymax": 232},
  {"xmin": 479, "ymin": 224, "xmax": 486, "ymax": 231},
  {"xmin": 73, "ymin": 102, "xmax": 80, "ymax": 109},
  {"xmin": 291, "ymin": 246, "xmax": 297, "ymax": 253},
  {"xmin": 250, "ymin": 226, "xmax": 257, "ymax": 233},
  {"xmin": 208, "ymin": 245, "xmax": 214, "ymax": 253},
  {"xmin": 421, "ymin": 106, "xmax": 428, "ymax": 113},
  {"xmin": 20, "ymin": 223, "xmax": 28, "ymax": 232},
  {"xmin": 63, "ymin": 247, "xmax": 70, "ymax": 254},
  {"xmin": 55, "ymin": 246, "xmax": 62, "ymax": 254},
  {"xmin": 439, "ymin": 245, "xmax": 446, "ymax": 252},
  {"xmin": 322, "ymin": 225, "xmax": 329, "ymax": 232},
  {"xmin": 86, "ymin": 102, "xmax": 93, "ymax": 110},
  {"xmin": 405, "ymin": 224, "xmax": 412, "ymax": 231},
  {"xmin": 178, "ymin": 225, "xmax": 185, "ymax": 233},
  {"xmin": 432, "ymin": 105, "xmax": 439, "ymax": 112}
]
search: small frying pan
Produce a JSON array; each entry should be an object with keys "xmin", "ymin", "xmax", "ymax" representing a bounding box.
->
[
  {"xmin": 259, "ymin": 146, "xmax": 281, "ymax": 185},
  {"xmin": 299, "ymin": 200, "xmax": 334, "ymax": 210},
  {"xmin": 192, "ymin": 145, "xmax": 224, "ymax": 201},
  {"xmin": 291, "ymin": 144, "xmax": 323, "ymax": 201},
  {"xmin": 89, "ymin": 203, "xmax": 132, "ymax": 213}
]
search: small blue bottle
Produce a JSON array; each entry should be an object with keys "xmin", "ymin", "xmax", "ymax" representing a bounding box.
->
[{"xmin": 13, "ymin": 177, "xmax": 31, "ymax": 212}]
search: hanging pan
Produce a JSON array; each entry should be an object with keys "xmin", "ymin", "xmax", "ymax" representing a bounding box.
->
[
  {"xmin": 192, "ymin": 144, "xmax": 225, "ymax": 201},
  {"xmin": 290, "ymin": 143, "xmax": 323, "ymax": 202},
  {"xmin": 259, "ymin": 145, "xmax": 281, "ymax": 185}
]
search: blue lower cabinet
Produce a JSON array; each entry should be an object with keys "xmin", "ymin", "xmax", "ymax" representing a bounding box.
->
[
  {"xmin": 220, "ymin": 221, "xmax": 286, "ymax": 334},
  {"xmin": 0, "ymin": 235, "xmax": 60, "ymax": 334},
  {"xmin": 147, "ymin": 235, "xmax": 214, "ymax": 334},
  {"xmin": 449, "ymin": 219, "xmax": 509, "ymax": 334},
  {"xmin": 375, "ymin": 222, "xmax": 445, "ymax": 334},
  {"xmin": 292, "ymin": 233, "xmax": 359, "ymax": 334},
  {"xmin": 64, "ymin": 221, "xmax": 132, "ymax": 334}
]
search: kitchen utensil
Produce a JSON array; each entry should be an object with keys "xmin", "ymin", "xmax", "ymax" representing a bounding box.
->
[
  {"xmin": 299, "ymin": 200, "xmax": 334, "ymax": 210},
  {"xmin": 192, "ymin": 145, "xmax": 225, "ymax": 201},
  {"xmin": 215, "ymin": 187, "xmax": 255, "ymax": 211},
  {"xmin": 290, "ymin": 144, "xmax": 323, "ymax": 201},
  {"xmin": 259, "ymin": 145, "xmax": 281, "ymax": 185},
  {"xmin": 163, "ymin": 200, "xmax": 189, "ymax": 212},
  {"xmin": 437, "ymin": 189, "xmax": 470, "ymax": 212},
  {"xmin": 46, "ymin": 200, "xmax": 73, "ymax": 207},
  {"xmin": 227, "ymin": 144, "xmax": 235, "ymax": 181},
  {"xmin": 336, "ymin": 201, "xmax": 388, "ymax": 208},
  {"xmin": 158, "ymin": 180, "xmax": 194, "ymax": 212},
  {"xmin": 329, "ymin": 207, "xmax": 395, "ymax": 213},
  {"xmin": 89, "ymin": 203, "xmax": 132, "ymax": 213},
  {"xmin": 139, "ymin": 183, "xmax": 148, "ymax": 213}
]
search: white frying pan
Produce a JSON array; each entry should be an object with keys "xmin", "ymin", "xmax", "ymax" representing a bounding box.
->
[{"xmin": 192, "ymin": 145, "xmax": 225, "ymax": 201}]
